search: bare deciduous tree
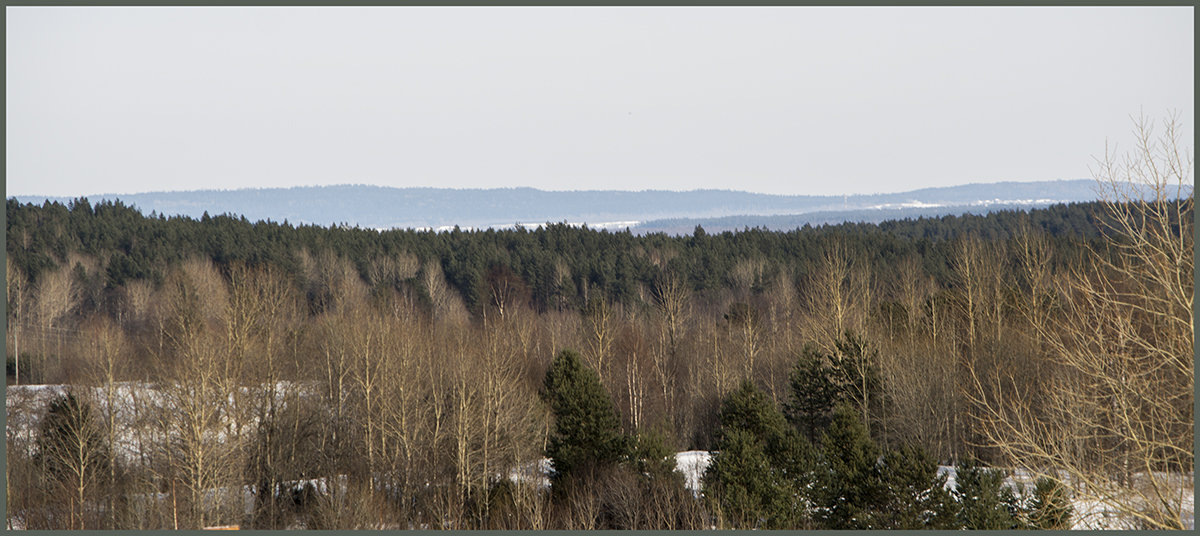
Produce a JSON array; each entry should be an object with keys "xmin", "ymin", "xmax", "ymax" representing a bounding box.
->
[
  {"xmin": 77, "ymin": 314, "xmax": 130, "ymax": 528},
  {"xmin": 32, "ymin": 264, "xmax": 79, "ymax": 382},
  {"xmin": 36, "ymin": 391, "xmax": 109, "ymax": 529},
  {"xmin": 153, "ymin": 260, "xmax": 243, "ymax": 529},
  {"xmin": 422, "ymin": 260, "xmax": 468, "ymax": 325},
  {"xmin": 805, "ymin": 239, "xmax": 870, "ymax": 349},
  {"xmin": 969, "ymin": 113, "xmax": 1193, "ymax": 529},
  {"xmin": 950, "ymin": 234, "xmax": 986, "ymax": 356},
  {"xmin": 583, "ymin": 298, "xmax": 616, "ymax": 384},
  {"xmin": 7, "ymin": 257, "xmax": 28, "ymax": 384}
]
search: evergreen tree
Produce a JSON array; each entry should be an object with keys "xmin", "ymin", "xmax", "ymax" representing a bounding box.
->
[
  {"xmin": 540, "ymin": 349, "xmax": 627, "ymax": 489},
  {"xmin": 702, "ymin": 380, "xmax": 812, "ymax": 529},
  {"xmin": 1026, "ymin": 476, "xmax": 1073, "ymax": 529},
  {"xmin": 786, "ymin": 332, "xmax": 883, "ymax": 444},
  {"xmin": 785, "ymin": 343, "xmax": 839, "ymax": 442},
  {"xmin": 626, "ymin": 428, "xmax": 677, "ymax": 481},
  {"xmin": 828, "ymin": 331, "xmax": 882, "ymax": 434},
  {"xmin": 718, "ymin": 380, "xmax": 816, "ymax": 483},
  {"xmin": 953, "ymin": 457, "xmax": 1022, "ymax": 529},
  {"xmin": 35, "ymin": 392, "xmax": 111, "ymax": 529},
  {"xmin": 715, "ymin": 379, "xmax": 790, "ymax": 442},
  {"xmin": 875, "ymin": 444, "xmax": 959, "ymax": 529},
  {"xmin": 703, "ymin": 429, "xmax": 780, "ymax": 528},
  {"xmin": 817, "ymin": 403, "xmax": 883, "ymax": 529}
]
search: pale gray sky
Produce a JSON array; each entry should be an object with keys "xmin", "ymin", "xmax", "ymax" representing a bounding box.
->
[{"xmin": 5, "ymin": 6, "xmax": 1193, "ymax": 197}]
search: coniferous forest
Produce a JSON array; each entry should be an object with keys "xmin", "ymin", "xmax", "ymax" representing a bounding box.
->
[{"xmin": 5, "ymin": 131, "xmax": 1193, "ymax": 529}]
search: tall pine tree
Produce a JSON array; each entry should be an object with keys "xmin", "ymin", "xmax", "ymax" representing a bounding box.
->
[
  {"xmin": 540, "ymin": 349, "xmax": 627, "ymax": 489},
  {"xmin": 953, "ymin": 457, "xmax": 1023, "ymax": 529},
  {"xmin": 703, "ymin": 380, "xmax": 813, "ymax": 529},
  {"xmin": 817, "ymin": 403, "xmax": 882, "ymax": 529},
  {"xmin": 785, "ymin": 343, "xmax": 838, "ymax": 442},
  {"xmin": 874, "ymin": 444, "xmax": 959, "ymax": 529}
]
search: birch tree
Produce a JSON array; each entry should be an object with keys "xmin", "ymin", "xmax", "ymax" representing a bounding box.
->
[{"xmin": 969, "ymin": 113, "xmax": 1193, "ymax": 529}]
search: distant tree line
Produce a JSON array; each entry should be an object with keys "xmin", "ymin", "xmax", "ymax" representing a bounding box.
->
[{"xmin": 6, "ymin": 196, "xmax": 1108, "ymax": 317}]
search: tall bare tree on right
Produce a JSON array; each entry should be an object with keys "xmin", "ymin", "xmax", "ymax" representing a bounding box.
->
[{"xmin": 969, "ymin": 113, "xmax": 1193, "ymax": 529}]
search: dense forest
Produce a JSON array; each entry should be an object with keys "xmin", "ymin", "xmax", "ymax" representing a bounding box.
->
[
  {"xmin": 4, "ymin": 175, "xmax": 1193, "ymax": 528},
  {"xmin": 5, "ymin": 196, "xmax": 1107, "ymax": 316}
]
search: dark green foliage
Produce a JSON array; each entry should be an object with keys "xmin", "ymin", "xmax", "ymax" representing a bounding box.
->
[
  {"xmin": 703, "ymin": 381, "xmax": 813, "ymax": 529},
  {"xmin": 626, "ymin": 428, "xmax": 677, "ymax": 481},
  {"xmin": 541, "ymin": 349, "xmax": 627, "ymax": 487},
  {"xmin": 953, "ymin": 457, "xmax": 1023, "ymax": 530},
  {"xmin": 875, "ymin": 445, "xmax": 959, "ymax": 529},
  {"xmin": 540, "ymin": 375, "xmax": 697, "ymax": 530},
  {"xmin": 703, "ymin": 429, "xmax": 785, "ymax": 528},
  {"xmin": 6, "ymin": 197, "xmax": 1118, "ymax": 317},
  {"xmin": 714, "ymin": 380, "xmax": 790, "ymax": 443},
  {"xmin": 815, "ymin": 405, "xmax": 959, "ymax": 529},
  {"xmin": 715, "ymin": 381, "xmax": 816, "ymax": 481},
  {"xmin": 787, "ymin": 332, "xmax": 883, "ymax": 442},
  {"xmin": 1026, "ymin": 476, "xmax": 1073, "ymax": 529},
  {"xmin": 816, "ymin": 403, "xmax": 882, "ymax": 529},
  {"xmin": 35, "ymin": 392, "xmax": 110, "ymax": 488},
  {"xmin": 828, "ymin": 331, "xmax": 883, "ymax": 430},
  {"xmin": 785, "ymin": 343, "xmax": 839, "ymax": 442}
]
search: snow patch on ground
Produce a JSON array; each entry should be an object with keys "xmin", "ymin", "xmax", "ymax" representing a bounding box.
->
[
  {"xmin": 6, "ymin": 382, "xmax": 314, "ymax": 464},
  {"xmin": 675, "ymin": 450, "xmax": 712, "ymax": 495},
  {"xmin": 508, "ymin": 458, "xmax": 552, "ymax": 490}
]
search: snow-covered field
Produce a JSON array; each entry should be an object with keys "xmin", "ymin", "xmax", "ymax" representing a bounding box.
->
[{"xmin": 6, "ymin": 382, "xmax": 311, "ymax": 464}]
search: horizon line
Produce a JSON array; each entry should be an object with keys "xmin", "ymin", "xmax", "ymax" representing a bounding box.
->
[{"xmin": 9, "ymin": 177, "xmax": 1094, "ymax": 201}]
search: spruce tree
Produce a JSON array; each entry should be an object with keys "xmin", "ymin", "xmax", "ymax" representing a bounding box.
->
[
  {"xmin": 703, "ymin": 380, "xmax": 813, "ymax": 529},
  {"xmin": 787, "ymin": 333, "xmax": 883, "ymax": 444},
  {"xmin": 716, "ymin": 379, "xmax": 791, "ymax": 442},
  {"xmin": 953, "ymin": 457, "xmax": 1022, "ymax": 529},
  {"xmin": 703, "ymin": 429, "xmax": 779, "ymax": 528},
  {"xmin": 540, "ymin": 349, "xmax": 627, "ymax": 489},
  {"xmin": 785, "ymin": 343, "xmax": 838, "ymax": 442},
  {"xmin": 35, "ymin": 392, "xmax": 111, "ymax": 529},
  {"xmin": 1026, "ymin": 476, "xmax": 1073, "ymax": 529},
  {"xmin": 875, "ymin": 444, "xmax": 959, "ymax": 529},
  {"xmin": 817, "ymin": 403, "xmax": 882, "ymax": 529},
  {"xmin": 627, "ymin": 428, "xmax": 677, "ymax": 481}
]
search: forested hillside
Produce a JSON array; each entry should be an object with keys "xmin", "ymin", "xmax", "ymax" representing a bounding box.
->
[
  {"xmin": 6, "ymin": 197, "xmax": 1106, "ymax": 317},
  {"xmin": 5, "ymin": 190, "xmax": 1192, "ymax": 529},
  {"xmin": 12, "ymin": 179, "xmax": 1101, "ymax": 230}
]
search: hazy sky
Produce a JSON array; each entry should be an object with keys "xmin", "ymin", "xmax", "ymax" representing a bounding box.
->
[{"xmin": 6, "ymin": 6, "xmax": 1193, "ymax": 197}]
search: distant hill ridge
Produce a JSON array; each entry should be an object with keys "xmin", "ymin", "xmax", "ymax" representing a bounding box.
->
[{"xmin": 13, "ymin": 179, "xmax": 1102, "ymax": 232}]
